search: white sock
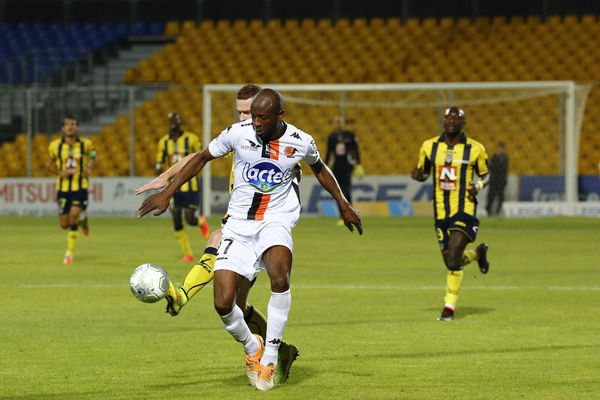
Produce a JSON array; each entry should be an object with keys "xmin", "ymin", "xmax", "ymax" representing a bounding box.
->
[
  {"xmin": 261, "ymin": 290, "xmax": 291, "ymax": 366},
  {"xmin": 220, "ymin": 305, "xmax": 258, "ymax": 355}
]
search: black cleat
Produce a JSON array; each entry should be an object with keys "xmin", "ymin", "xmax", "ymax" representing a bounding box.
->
[
  {"xmin": 476, "ymin": 243, "xmax": 490, "ymax": 274},
  {"xmin": 437, "ymin": 307, "xmax": 454, "ymax": 321},
  {"xmin": 276, "ymin": 342, "xmax": 299, "ymax": 383}
]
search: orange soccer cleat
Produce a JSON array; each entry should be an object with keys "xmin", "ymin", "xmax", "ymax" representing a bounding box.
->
[
  {"xmin": 199, "ymin": 215, "xmax": 210, "ymax": 240},
  {"xmin": 245, "ymin": 334, "xmax": 264, "ymax": 387},
  {"xmin": 181, "ymin": 254, "xmax": 195, "ymax": 263},
  {"xmin": 256, "ymin": 363, "xmax": 276, "ymax": 391}
]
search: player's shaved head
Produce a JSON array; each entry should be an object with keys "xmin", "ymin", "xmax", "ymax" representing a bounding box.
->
[
  {"xmin": 168, "ymin": 112, "xmax": 182, "ymax": 123},
  {"xmin": 444, "ymin": 107, "xmax": 465, "ymax": 119},
  {"xmin": 252, "ymin": 88, "xmax": 284, "ymax": 114}
]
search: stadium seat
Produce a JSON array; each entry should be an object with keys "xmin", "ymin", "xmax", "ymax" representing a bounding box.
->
[{"xmin": 164, "ymin": 20, "xmax": 180, "ymax": 35}]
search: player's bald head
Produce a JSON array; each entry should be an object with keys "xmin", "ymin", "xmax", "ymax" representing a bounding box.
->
[
  {"xmin": 444, "ymin": 107, "xmax": 465, "ymax": 120},
  {"xmin": 252, "ymin": 88, "xmax": 284, "ymax": 114}
]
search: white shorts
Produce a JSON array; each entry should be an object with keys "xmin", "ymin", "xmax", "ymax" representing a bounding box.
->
[{"xmin": 214, "ymin": 217, "xmax": 294, "ymax": 281}]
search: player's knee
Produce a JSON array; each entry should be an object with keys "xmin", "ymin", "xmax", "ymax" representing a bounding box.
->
[
  {"xmin": 445, "ymin": 264, "xmax": 463, "ymax": 272},
  {"xmin": 214, "ymin": 299, "xmax": 234, "ymax": 316},
  {"xmin": 184, "ymin": 210, "xmax": 197, "ymax": 226},
  {"xmin": 446, "ymin": 248, "xmax": 463, "ymax": 267},
  {"xmin": 59, "ymin": 220, "xmax": 69, "ymax": 229},
  {"xmin": 213, "ymin": 290, "xmax": 235, "ymax": 315},
  {"xmin": 269, "ymin": 274, "xmax": 290, "ymax": 293}
]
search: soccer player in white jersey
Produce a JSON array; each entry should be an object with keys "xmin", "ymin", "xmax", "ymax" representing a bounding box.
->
[
  {"xmin": 139, "ymin": 88, "xmax": 362, "ymax": 391},
  {"xmin": 137, "ymin": 84, "xmax": 301, "ymax": 383}
]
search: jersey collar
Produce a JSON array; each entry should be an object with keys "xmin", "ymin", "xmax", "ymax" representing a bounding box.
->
[{"xmin": 438, "ymin": 131, "xmax": 467, "ymax": 144}]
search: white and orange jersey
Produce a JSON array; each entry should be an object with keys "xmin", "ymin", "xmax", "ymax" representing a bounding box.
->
[{"xmin": 209, "ymin": 120, "xmax": 319, "ymax": 223}]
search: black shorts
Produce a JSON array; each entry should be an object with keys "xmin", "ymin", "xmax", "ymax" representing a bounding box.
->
[
  {"xmin": 434, "ymin": 212, "xmax": 479, "ymax": 251},
  {"xmin": 57, "ymin": 190, "xmax": 88, "ymax": 215},
  {"xmin": 172, "ymin": 190, "xmax": 200, "ymax": 209}
]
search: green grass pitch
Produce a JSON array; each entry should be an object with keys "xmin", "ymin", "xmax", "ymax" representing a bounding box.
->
[{"xmin": 1, "ymin": 216, "xmax": 599, "ymax": 399}]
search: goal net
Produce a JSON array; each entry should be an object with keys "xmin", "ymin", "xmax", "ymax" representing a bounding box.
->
[{"xmin": 202, "ymin": 82, "xmax": 581, "ymax": 217}]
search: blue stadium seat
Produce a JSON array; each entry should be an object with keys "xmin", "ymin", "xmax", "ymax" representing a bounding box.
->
[{"xmin": 0, "ymin": 21, "xmax": 164, "ymax": 83}]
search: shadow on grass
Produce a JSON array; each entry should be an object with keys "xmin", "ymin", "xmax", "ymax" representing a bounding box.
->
[
  {"xmin": 425, "ymin": 306, "xmax": 494, "ymax": 319},
  {"xmin": 141, "ymin": 364, "xmax": 317, "ymax": 392},
  {"xmin": 218, "ymin": 365, "xmax": 318, "ymax": 387}
]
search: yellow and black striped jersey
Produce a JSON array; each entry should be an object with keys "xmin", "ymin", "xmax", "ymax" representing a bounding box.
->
[
  {"xmin": 48, "ymin": 136, "xmax": 95, "ymax": 192},
  {"xmin": 156, "ymin": 131, "xmax": 201, "ymax": 192},
  {"xmin": 417, "ymin": 132, "xmax": 488, "ymax": 220}
]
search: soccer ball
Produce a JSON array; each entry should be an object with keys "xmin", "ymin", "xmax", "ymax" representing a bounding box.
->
[{"xmin": 129, "ymin": 263, "xmax": 170, "ymax": 303}]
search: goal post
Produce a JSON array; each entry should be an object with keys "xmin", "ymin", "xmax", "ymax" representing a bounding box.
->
[{"xmin": 202, "ymin": 82, "xmax": 579, "ymax": 217}]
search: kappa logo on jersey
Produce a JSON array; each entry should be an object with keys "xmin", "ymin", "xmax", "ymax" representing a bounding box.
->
[
  {"xmin": 241, "ymin": 139, "xmax": 261, "ymax": 151},
  {"xmin": 291, "ymin": 132, "xmax": 301, "ymax": 139},
  {"xmin": 242, "ymin": 161, "xmax": 291, "ymax": 193}
]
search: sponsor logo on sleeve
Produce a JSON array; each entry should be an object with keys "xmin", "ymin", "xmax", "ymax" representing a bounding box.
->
[{"xmin": 241, "ymin": 139, "xmax": 261, "ymax": 151}]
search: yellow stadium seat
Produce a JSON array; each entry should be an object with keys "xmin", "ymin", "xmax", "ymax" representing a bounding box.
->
[
  {"xmin": 421, "ymin": 17, "xmax": 437, "ymax": 30},
  {"xmin": 267, "ymin": 19, "xmax": 282, "ymax": 29},
  {"xmin": 249, "ymin": 19, "xmax": 263, "ymax": 29},
  {"xmin": 181, "ymin": 20, "xmax": 196, "ymax": 33},
  {"xmin": 232, "ymin": 19, "xmax": 247, "ymax": 30},
  {"xmin": 301, "ymin": 18, "xmax": 316, "ymax": 29},
  {"xmin": 439, "ymin": 17, "xmax": 454, "ymax": 29},
  {"xmin": 491, "ymin": 16, "xmax": 507, "ymax": 27},
  {"xmin": 370, "ymin": 18, "xmax": 385, "ymax": 29},
  {"xmin": 546, "ymin": 15, "xmax": 561, "ymax": 26},
  {"xmin": 336, "ymin": 18, "xmax": 350, "ymax": 28},
  {"xmin": 580, "ymin": 14, "xmax": 598, "ymax": 26},
  {"xmin": 563, "ymin": 15, "xmax": 578, "ymax": 26},
  {"xmin": 164, "ymin": 20, "xmax": 180, "ymax": 36}
]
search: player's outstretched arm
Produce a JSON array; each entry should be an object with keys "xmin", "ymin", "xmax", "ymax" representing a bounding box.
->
[
  {"xmin": 136, "ymin": 153, "xmax": 197, "ymax": 195},
  {"xmin": 309, "ymin": 159, "xmax": 363, "ymax": 235},
  {"xmin": 138, "ymin": 148, "xmax": 215, "ymax": 218}
]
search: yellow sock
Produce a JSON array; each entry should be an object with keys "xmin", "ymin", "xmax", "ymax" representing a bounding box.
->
[
  {"xmin": 444, "ymin": 270, "xmax": 464, "ymax": 309},
  {"xmin": 182, "ymin": 248, "xmax": 216, "ymax": 299},
  {"xmin": 462, "ymin": 248, "xmax": 478, "ymax": 266},
  {"xmin": 66, "ymin": 226, "xmax": 78, "ymax": 256},
  {"xmin": 175, "ymin": 229, "xmax": 193, "ymax": 256},
  {"xmin": 244, "ymin": 304, "xmax": 267, "ymax": 340}
]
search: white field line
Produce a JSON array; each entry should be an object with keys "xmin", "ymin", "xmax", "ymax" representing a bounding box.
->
[{"xmin": 8, "ymin": 283, "xmax": 600, "ymax": 291}]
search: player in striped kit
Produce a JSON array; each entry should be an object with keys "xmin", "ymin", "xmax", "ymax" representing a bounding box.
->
[
  {"xmin": 156, "ymin": 112, "xmax": 210, "ymax": 262},
  {"xmin": 411, "ymin": 107, "xmax": 490, "ymax": 321},
  {"xmin": 46, "ymin": 115, "xmax": 96, "ymax": 265},
  {"xmin": 139, "ymin": 88, "xmax": 362, "ymax": 391}
]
